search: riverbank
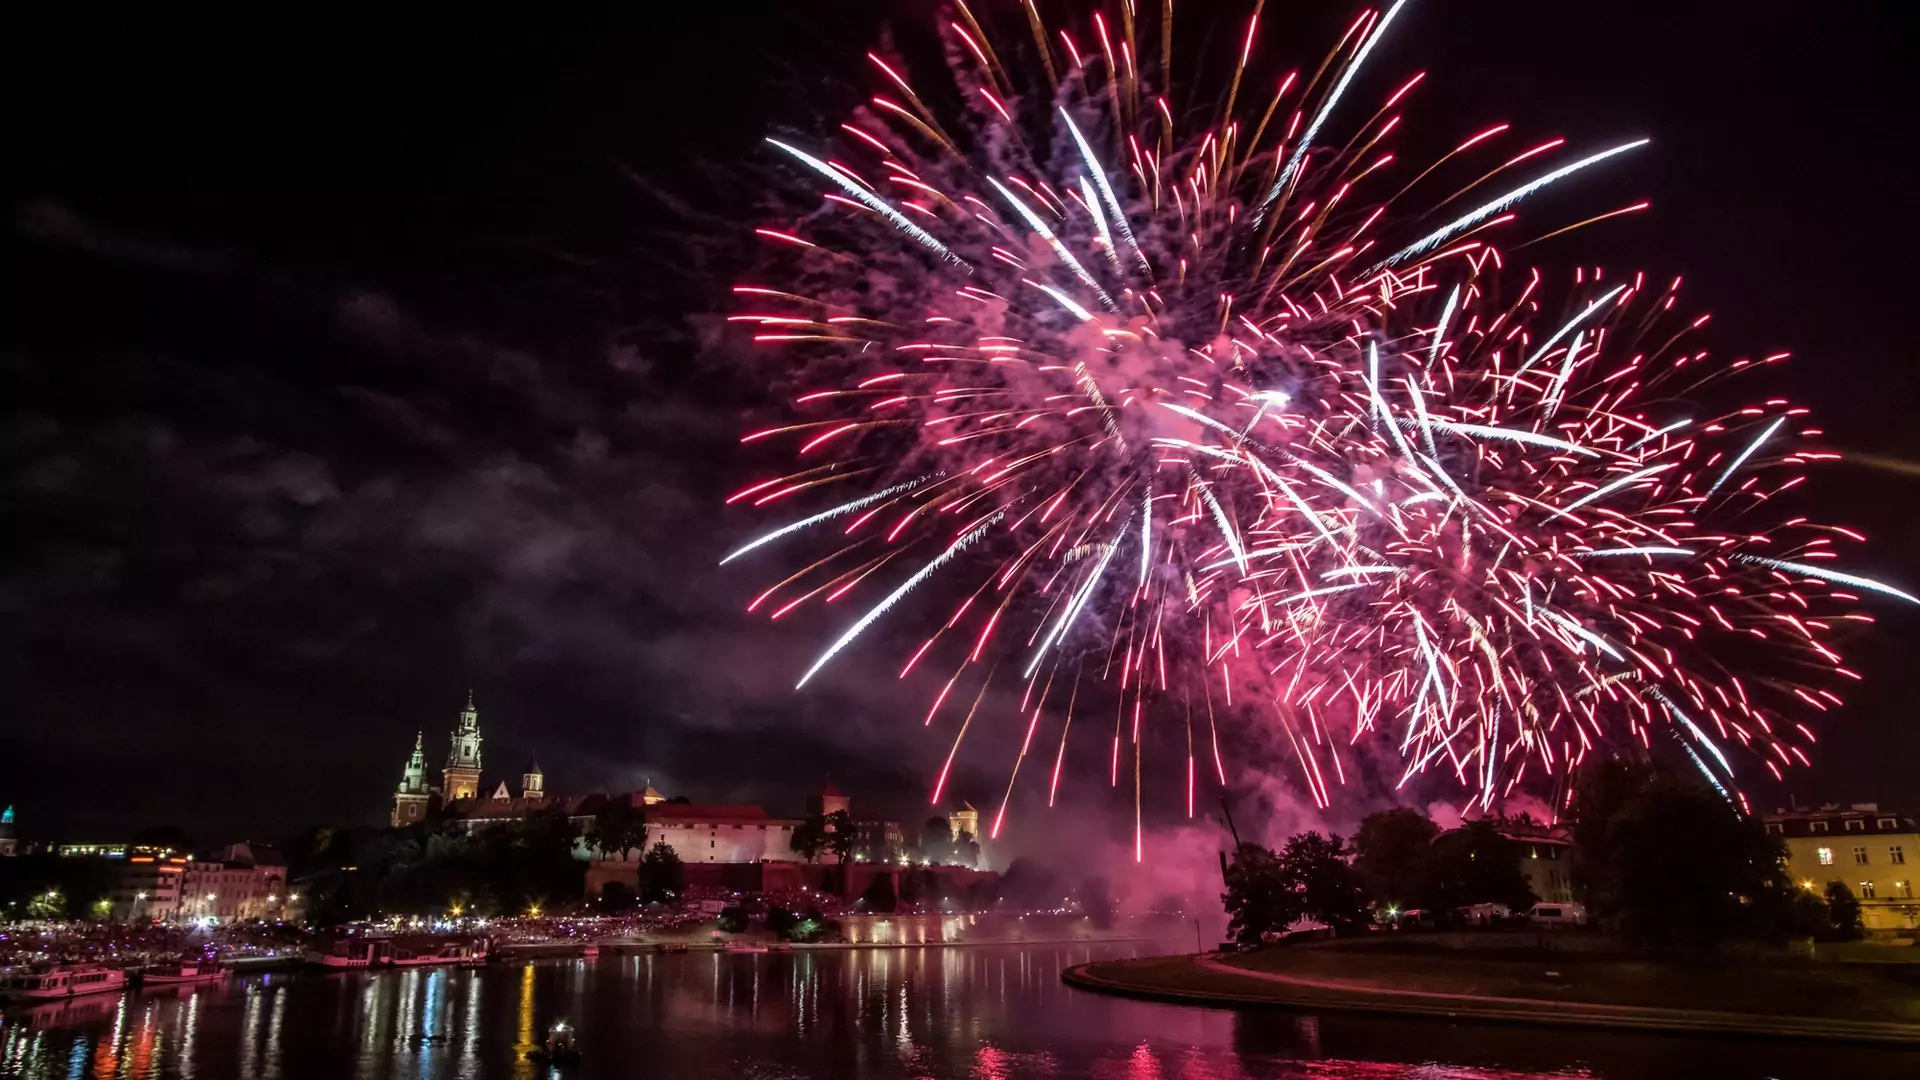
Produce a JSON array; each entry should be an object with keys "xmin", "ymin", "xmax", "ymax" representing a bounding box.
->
[{"xmin": 1063, "ymin": 941, "xmax": 1920, "ymax": 1045}]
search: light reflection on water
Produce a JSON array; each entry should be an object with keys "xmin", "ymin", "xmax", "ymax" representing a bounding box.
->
[{"xmin": 0, "ymin": 943, "xmax": 1907, "ymax": 1079}]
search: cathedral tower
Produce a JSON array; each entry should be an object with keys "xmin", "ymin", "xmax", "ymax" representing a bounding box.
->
[
  {"xmin": 442, "ymin": 690, "xmax": 484, "ymax": 801},
  {"xmin": 521, "ymin": 758, "xmax": 544, "ymax": 800},
  {"xmin": 391, "ymin": 732, "xmax": 430, "ymax": 827}
]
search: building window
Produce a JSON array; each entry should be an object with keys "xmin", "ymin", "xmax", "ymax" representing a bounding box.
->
[
  {"xmin": 1811, "ymin": 821, "xmax": 1829, "ymax": 833},
  {"xmin": 1892, "ymin": 846, "xmax": 1907, "ymax": 865},
  {"xmin": 1880, "ymin": 818, "xmax": 1899, "ymax": 829},
  {"xmin": 1845, "ymin": 819, "xmax": 1865, "ymax": 832},
  {"xmin": 1859, "ymin": 882, "xmax": 1876, "ymax": 900},
  {"xmin": 1817, "ymin": 847, "xmax": 1834, "ymax": 866},
  {"xmin": 1765, "ymin": 823, "xmax": 1783, "ymax": 835},
  {"xmin": 1896, "ymin": 881, "xmax": 1914, "ymax": 900},
  {"xmin": 1853, "ymin": 846, "xmax": 1870, "ymax": 865}
]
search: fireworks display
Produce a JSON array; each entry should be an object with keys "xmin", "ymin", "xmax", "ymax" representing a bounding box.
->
[{"xmin": 722, "ymin": 0, "xmax": 1914, "ymax": 848}]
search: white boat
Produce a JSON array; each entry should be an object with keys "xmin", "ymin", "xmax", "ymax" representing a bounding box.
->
[
  {"xmin": 305, "ymin": 939, "xmax": 389, "ymax": 969},
  {"xmin": 141, "ymin": 962, "xmax": 228, "ymax": 986},
  {"xmin": 0, "ymin": 965, "xmax": 128, "ymax": 1002},
  {"xmin": 722, "ymin": 943, "xmax": 769, "ymax": 954},
  {"xmin": 388, "ymin": 940, "xmax": 489, "ymax": 967}
]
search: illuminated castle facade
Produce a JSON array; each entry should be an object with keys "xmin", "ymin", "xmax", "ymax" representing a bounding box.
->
[
  {"xmin": 391, "ymin": 691, "xmax": 536, "ymax": 826},
  {"xmin": 443, "ymin": 691, "xmax": 484, "ymax": 801},
  {"xmin": 390, "ymin": 732, "xmax": 430, "ymax": 827}
]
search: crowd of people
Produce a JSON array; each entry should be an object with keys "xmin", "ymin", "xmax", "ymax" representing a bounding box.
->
[{"xmin": 0, "ymin": 920, "xmax": 309, "ymax": 969}]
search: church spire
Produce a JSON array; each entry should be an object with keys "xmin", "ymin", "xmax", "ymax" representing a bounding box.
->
[
  {"xmin": 443, "ymin": 690, "xmax": 483, "ymax": 801},
  {"xmin": 390, "ymin": 731, "xmax": 431, "ymax": 827},
  {"xmin": 399, "ymin": 731, "xmax": 427, "ymax": 790}
]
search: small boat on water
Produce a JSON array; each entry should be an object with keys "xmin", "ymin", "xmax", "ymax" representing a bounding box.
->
[
  {"xmin": 389, "ymin": 939, "xmax": 489, "ymax": 968},
  {"xmin": 305, "ymin": 937, "xmax": 390, "ymax": 969},
  {"xmin": 0, "ymin": 965, "xmax": 128, "ymax": 1003},
  {"xmin": 656, "ymin": 943, "xmax": 689, "ymax": 954},
  {"xmin": 140, "ymin": 961, "xmax": 228, "ymax": 986},
  {"xmin": 526, "ymin": 1019, "xmax": 581, "ymax": 1066},
  {"xmin": 722, "ymin": 943, "xmax": 770, "ymax": 954},
  {"xmin": 579, "ymin": 943, "xmax": 600, "ymax": 960}
]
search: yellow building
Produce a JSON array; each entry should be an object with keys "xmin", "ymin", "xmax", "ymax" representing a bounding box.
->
[{"xmin": 1766, "ymin": 803, "xmax": 1918, "ymax": 933}]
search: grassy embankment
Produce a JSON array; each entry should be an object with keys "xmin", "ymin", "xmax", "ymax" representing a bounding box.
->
[{"xmin": 1067, "ymin": 936, "xmax": 1920, "ymax": 1039}]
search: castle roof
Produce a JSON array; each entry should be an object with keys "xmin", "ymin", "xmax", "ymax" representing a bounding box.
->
[{"xmin": 445, "ymin": 789, "xmax": 649, "ymax": 821}]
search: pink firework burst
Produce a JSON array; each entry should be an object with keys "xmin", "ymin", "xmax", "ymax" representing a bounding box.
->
[{"xmin": 720, "ymin": 0, "xmax": 1913, "ymax": 853}]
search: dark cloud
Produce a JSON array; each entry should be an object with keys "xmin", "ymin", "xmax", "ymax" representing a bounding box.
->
[{"xmin": 18, "ymin": 199, "xmax": 226, "ymax": 271}]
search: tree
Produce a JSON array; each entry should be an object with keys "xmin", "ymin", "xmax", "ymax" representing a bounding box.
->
[
  {"xmin": 957, "ymin": 831, "xmax": 980, "ymax": 869},
  {"xmin": 1778, "ymin": 885, "xmax": 1833, "ymax": 940},
  {"xmin": 826, "ymin": 809, "xmax": 855, "ymax": 863},
  {"xmin": 1599, "ymin": 773, "xmax": 1787, "ymax": 942},
  {"xmin": 860, "ymin": 873, "xmax": 898, "ymax": 912},
  {"xmin": 1428, "ymin": 820, "xmax": 1538, "ymax": 913},
  {"xmin": 790, "ymin": 814, "xmax": 830, "ymax": 864},
  {"xmin": 1569, "ymin": 760, "xmax": 1651, "ymax": 916},
  {"xmin": 717, "ymin": 905, "xmax": 749, "ymax": 933},
  {"xmin": 1352, "ymin": 808, "xmax": 1440, "ymax": 911},
  {"xmin": 921, "ymin": 816, "xmax": 952, "ymax": 863},
  {"xmin": 587, "ymin": 801, "xmax": 647, "ymax": 862},
  {"xmin": 1279, "ymin": 832, "xmax": 1371, "ymax": 933},
  {"xmin": 1221, "ymin": 843, "xmax": 1289, "ymax": 945},
  {"xmin": 26, "ymin": 888, "xmax": 66, "ymax": 920},
  {"xmin": 638, "ymin": 842, "xmax": 686, "ymax": 904},
  {"xmin": 1824, "ymin": 881, "xmax": 1865, "ymax": 941},
  {"xmin": 766, "ymin": 906, "xmax": 799, "ymax": 939},
  {"xmin": 598, "ymin": 881, "xmax": 638, "ymax": 912}
]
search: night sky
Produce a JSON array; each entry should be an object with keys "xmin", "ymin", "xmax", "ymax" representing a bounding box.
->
[{"xmin": 7, "ymin": 2, "xmax": 1918, "ymax": 849}]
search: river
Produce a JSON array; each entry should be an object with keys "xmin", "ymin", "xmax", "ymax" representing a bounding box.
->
[{"xmin": 1, "ymin": 943, "xmax": 1907, "ymax": 1078}]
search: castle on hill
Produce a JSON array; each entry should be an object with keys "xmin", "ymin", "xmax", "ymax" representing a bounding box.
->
[
  {"xmin": 386, "ymin": 693, "xmax": 982, "ymax": 874},
  {"xmin": 389, "ymin": 690, "xmax": 549, "ymax": 826}
]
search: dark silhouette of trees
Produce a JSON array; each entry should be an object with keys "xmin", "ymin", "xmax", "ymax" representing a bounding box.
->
[
  {"xmin": 637, "ymin": 841, "xmax": 686, "ymax": 903},
  {"xmin": 859, "ymin": 873, "xmax": 898, "ymax": 912},
  {"xmin": 1573, "ymin": 765, "xmax": 1787, "ymax": 942},
  {"xmin": 1428, "ymin": 820, "xmax": 1538, "ymax": 912},
  {"xmin": 1824, "ymin": 881, "xmax": 1865, "ymax": 940},
  {"xmin": 1352, "ymin": 808, "xmax": 1440, "ymax": 911},
  {"xmin": 586, "ymin": 802, "xmax": 646, "ymax": 862},
  {"xmin": 1279, "ymin": 832, "xmax": 1371, "ymax": 932},
  {"xmin": 1221, "ymin": 843, "xmax": 1288, "ymax": 945},
  {"xmin": 826, "ymin": 810, "xmax": 855, "ymax": 863},
  {"xmin": 790, "ymin": 814, "xmax": 829, "ymax": 863},
  {"xmin": 920, "ymin": 816, "xmax": 952, "ymax": 863}
]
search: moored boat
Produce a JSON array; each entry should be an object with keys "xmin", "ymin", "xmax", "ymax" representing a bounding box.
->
[
  {"xmin": 140, "ymin": 962, "xmax": 228, "ymax": 986},
  {"xmin": 305, "ymin": 938, "xmax": 389, "ymax": 969},
  {"xmin": 722, "ymin": 942, "xmax": 770, "ymax": 954},
  {"xmin": 388, "ymin": 939, "xmax": 489, "ymax": 967},
  {"xmin": 0, "ymin": 965, "xmax": 128, "ymax": 1003}
]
